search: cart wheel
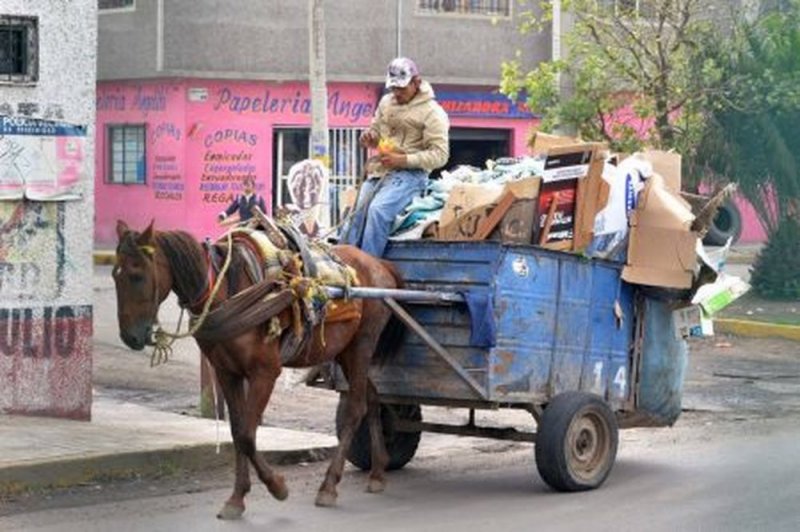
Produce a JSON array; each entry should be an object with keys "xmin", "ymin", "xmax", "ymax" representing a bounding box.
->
[
  {"xmin": 535, "ymin": 392, "xmax": 618, "ymax": 492},
  {"xmin": 336, "ymin": 396, "xmax": 422, "ymax": 471}
]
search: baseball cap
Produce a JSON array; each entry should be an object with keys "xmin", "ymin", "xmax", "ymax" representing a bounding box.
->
[{"xmin": 385, "ymin": 57, "xmax": 419, "ymax": 89}]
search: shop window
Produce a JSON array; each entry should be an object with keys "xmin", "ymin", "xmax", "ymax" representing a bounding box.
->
[
  {"xmin": 98, "ymin": 0, "xmax": 135, "ymax": 11},
  {"xmin": 0, "ymin": 15, "xmax": 38, "ymax": 83},
  {"xmin": 273, "ymin": 127, "xmax": 367, "ymax": 227},
  {"xmin": 107, "ymin": 125, "xmax": 146, "ymax": 185},
  {"xmin": 417, "ymin": 0, "xmax": 510, "ymax": 17}
]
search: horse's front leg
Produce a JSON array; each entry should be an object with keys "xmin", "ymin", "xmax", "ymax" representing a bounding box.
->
[
  {"xmin": 240, "ymin": 363, "xmax": 289, "ymax": 502},
  {"xmin": 213, "ymin": 368, "xmax": 251, "ymax": 520}
]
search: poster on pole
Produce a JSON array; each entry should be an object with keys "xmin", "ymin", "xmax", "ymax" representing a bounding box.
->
[
  {"xmin": 286, "ymin": 159, "xmax": 329, "ymax": 236},
  {"xmin": 0, "ymin": 116, "xmax": 87, "ymax": 201}
]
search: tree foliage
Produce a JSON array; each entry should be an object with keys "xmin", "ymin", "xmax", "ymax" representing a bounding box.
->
[
  {"xmin": 500, "ymin": 0, "xmax": 722, "ymax": 164},
  {"xmin": 695, "ymin": 2, "xmax": 800, "ymax": 235}
]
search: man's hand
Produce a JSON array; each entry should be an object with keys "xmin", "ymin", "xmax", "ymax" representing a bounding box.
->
[
  {"xmin": 379, "ymin": 151, "xmax": 407, "ymax": 169},
  {"xmin": 359, "ymin": 130, "xmax": 379, "ymax": 148}
]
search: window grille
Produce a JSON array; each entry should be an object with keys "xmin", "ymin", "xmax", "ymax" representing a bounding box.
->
[
  {"xmin": 274, "ymin": 127, "xmax": 367, "ymax": 229},
  {"xmin": 108, "ymin": 125, "xmax": 146, "ymax": 184},
  {"xmin": 0, "ymin": 16, "xmax": 37, "ymax": 83},
  {"xmin": 99, "ymin": 0, "xmax": 135, "ymax": 10},
  {"xmin": 417, "ymin": 0, "xmax": 510, "ymax": 17}
]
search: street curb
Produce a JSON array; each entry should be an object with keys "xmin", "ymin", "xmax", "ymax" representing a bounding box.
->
[
  {"xmin": 714, "ymin": 318, "xmax": 800, "ymax": 342},
  {"xmin": 0, "ymin": 442, "xmax": 335, "ymax": 497}
]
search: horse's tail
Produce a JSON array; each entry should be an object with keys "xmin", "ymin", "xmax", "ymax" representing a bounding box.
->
[{"xmin": 373, "ymin": 259, "xmax": 407, "ymax": 367}]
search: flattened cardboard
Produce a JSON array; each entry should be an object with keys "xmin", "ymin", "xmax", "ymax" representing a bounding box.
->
[{"xmin": 530, "ymin": 132, "xmax": 580, "ymax": 155}]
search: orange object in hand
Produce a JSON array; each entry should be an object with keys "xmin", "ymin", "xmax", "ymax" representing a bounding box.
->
[{"xmin": 378, "ymin": 138, "xmax": 396, "ymax": 154}]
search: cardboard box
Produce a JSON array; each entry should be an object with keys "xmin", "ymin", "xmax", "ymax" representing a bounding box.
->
[
  {"xmin": 438, "ymin": 177, "xmax": 541, "ymax": 242},
  {"xmin": 622, "ymin": 174, "xmax": 698, "ymax": 289},
  {"xmin": 530, "ymin": 132, "xmax": 580, "ymax": 155},
  {"xmin": 673, "ymin": 305, "xmax": 714, "ymax": 339},
  {"xmin": 439, "ymin": 183, "xmax": 505, "ymax": 228},
  {"xmin": 536, "ymin": 144, "xmax": 606, "ymax": 251}
]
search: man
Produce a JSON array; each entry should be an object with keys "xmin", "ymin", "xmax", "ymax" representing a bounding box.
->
[
  {"xmin": 341, "ymin": 57, "xmax": 450, "ymax": 256},
  {"xmin": 218, "ymin": 175, "xmax": 266, "ymax": 224}
]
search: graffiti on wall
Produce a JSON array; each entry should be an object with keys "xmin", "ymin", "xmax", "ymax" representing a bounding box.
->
[
  {"xmin": 0, "ymin": 116, "xmax": 87, "ymax": 201},
  {"xmin": 0, "ymin": 305, "xmax": 90, "ymax": 358},
  {"xmin": 0, "ymin": 202, "xmax": 65, "ymax": 300}
]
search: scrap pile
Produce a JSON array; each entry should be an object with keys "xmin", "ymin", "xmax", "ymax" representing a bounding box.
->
[{"xmin": 387, "ymin": 132, "xmax": 749, "ymax": 339}]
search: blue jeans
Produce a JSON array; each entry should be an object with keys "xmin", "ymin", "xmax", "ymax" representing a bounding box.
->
[{"xmin": 341, "ymin": 169, "xmax": 428, "ymax": 257}]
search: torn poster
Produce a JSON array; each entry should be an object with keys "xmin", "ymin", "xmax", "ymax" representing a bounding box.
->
[{"xmin": 0, "ymin": 116, "xmax": 87, "ymax": 201}]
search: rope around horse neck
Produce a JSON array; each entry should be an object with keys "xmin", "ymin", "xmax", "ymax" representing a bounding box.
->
[{"xmin": 150, "ymin": 230, "xmax": 235, "ymax": 366}]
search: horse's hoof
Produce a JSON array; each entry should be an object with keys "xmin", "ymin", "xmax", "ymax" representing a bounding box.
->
[
  {"xmin": 366, "ymin": 478, "xmax": 386, "ymax": 494},
  {"xmin": 217, "ymin": 503, "xmax": 245, "ymax": 520},
  {"xmin": 314, "ymin": 490, "xmax": 337, "ymax": 508},
  {"xmin": 269, "ymin": 477, "xmax": 289, "ymax": 501}
]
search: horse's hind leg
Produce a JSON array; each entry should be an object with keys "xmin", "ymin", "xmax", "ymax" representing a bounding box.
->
[
  {"xmin": 365, "ymin": 380, "xmax": 390, "ymax": 493},
  {"xmin": 214, "ymin": 369, "xmax": 251, "ymax": 520},
  {"xmin": 315, "ymin": 344, "xmax": 372, "ymax": 507},
  {"xmin": 240, "ymin": 366, "xmax": 289, "ymax": 502}
]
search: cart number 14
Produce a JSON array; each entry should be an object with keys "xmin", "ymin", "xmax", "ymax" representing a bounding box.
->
[{"xmin": 593, "ymin": 362, "xmax": 627, "ymax": 395}]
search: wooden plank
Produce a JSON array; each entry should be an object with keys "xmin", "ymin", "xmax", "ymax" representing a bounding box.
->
[
  {"xmin": 538, "ymin": 192, "xmax": 560, "ymax": 246},
  {"xmin": 475, "ymin": 191, "xmax": 516, "ymax": 240}
]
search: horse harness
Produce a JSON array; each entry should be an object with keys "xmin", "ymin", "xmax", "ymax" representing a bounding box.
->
[{"xmin": 189, "ymin": 223, "xmax": 360, "ymax": 365}]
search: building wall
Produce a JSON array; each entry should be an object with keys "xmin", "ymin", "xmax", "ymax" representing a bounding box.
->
[
  {"xmin": 95, "ymin": 79, "xmax": 534, "ymax": 247},
  {"xmin": 0, "ymin": 1, "xmax": 97, "ymax": 420},
  {"xmin": 98, "ymin": 0, "xmax": 550, "ymax": 85}
]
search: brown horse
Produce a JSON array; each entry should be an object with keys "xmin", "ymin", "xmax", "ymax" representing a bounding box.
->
[{"xmin": 113, "ymin": 220, "xmax": 404, "ymax": 519}]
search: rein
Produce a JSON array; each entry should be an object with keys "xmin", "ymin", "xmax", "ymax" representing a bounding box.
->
[{"xmin": 148, "ymin": 230, "xmax": 236, "ymax": 366}]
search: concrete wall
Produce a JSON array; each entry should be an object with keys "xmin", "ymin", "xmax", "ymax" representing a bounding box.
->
[
  {"xmin": 98, "ymin": 0, "xmax": 550, "ymax": 86},
  {"xmin": 0, "ymin": 1, "xmax": 97, "ymax": 420}
]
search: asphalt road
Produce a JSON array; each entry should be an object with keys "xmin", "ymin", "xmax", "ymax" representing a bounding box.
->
[{"xmin": 3, "ymin": 415, "xmax": 800, "ymax": 531}]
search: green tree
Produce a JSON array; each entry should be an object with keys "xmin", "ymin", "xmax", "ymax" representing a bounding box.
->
[
  {"xmin": 696, "ymin": 2, "xmax": 800, "ymax": 299},
  {"xmin": 500, "ymin": 0, "xmax": 722, "ymax": 167},
  {"xmin": 696, "ymin": 2, "xmax": 800, "ymax": 235}
]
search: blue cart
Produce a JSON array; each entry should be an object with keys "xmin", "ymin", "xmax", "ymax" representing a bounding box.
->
[{"xmin": 318, "ymin": 240, "xmax": 688, "ymax": 492}]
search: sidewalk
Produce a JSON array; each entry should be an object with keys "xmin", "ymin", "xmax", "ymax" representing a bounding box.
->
[{"xmin": 0, "ymin": 392, "xmax": 337, "ymax": 496}]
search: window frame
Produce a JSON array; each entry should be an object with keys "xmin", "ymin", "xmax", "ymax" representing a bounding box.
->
[
  {"xmin": 98, "ymin": 0, "xmax": 136, "ymax": 14},
  {"xmin": 106, "ymin": 124, "xmax": 147, "ymax": 185},
  {"xmin": 415, "ymin": 0, "xmax": 512, "ymax": 19},
  {"xmin": 0, "ymin": 15, "xmax": 38, "ymax": 84}
]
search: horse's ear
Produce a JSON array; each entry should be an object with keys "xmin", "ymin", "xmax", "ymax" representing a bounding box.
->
[
  {"xmin": 116, "ymin": 220, "xmax": 130, "ymax": 240},
  {"xmin": 137, "ymin": 219, "xmax": 155, "ymax": 246}
]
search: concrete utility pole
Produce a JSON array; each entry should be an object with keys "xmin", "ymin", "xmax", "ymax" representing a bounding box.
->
[{"xmin": 309, "ymin": 0, "xmax": 329, "ymax": 164}]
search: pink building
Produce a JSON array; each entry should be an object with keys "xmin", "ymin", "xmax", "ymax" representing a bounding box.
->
[{"xmin": 95, "ymin": 79, "xmax": 536, "ymax": 248}]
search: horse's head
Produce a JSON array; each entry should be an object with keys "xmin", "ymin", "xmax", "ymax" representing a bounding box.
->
[{"xmin": 113, "ymin": 220, "xmax": 169, "ymax": 350}]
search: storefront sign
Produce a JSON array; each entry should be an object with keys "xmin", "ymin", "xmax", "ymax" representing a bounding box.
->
[{"xmin": 437, "ymin": 91, "xmax": 534, "ymax": 119}]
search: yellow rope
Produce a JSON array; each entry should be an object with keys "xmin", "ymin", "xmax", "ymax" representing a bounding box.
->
[{"xmin": 150, "ymin": 230, "xmax": 236, "ymax": 366}]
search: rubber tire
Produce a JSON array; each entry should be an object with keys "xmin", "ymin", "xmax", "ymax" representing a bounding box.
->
[
  {"xmin": 535, "ymin": 392, "xmax": 619, "ymax": 492},
  {"xmin": 703, "ymin": 200, "xmax": 742, "ymax": 246},
  {"xmin": 336, "ymin": 397, "xmax": 422, "ymax": 472}
]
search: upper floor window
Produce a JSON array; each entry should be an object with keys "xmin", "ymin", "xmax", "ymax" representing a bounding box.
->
[
  {"xmin": 598, "ymin": 0, "xmax": 657, "ymax": 19},
  {"xmin": 417, "ymin": 0, "xmax": 511, "ymax": 17},
  {"xmin": 98, "ymin": 0, "xmax": 135, "ymax": 11},
  {"xmin": 0, "ymin": 15, "xmax": 38, "ymax": 84},
  {"xmin": 107, "ymin": 124, "xmax": 146, "ymax": 185}
]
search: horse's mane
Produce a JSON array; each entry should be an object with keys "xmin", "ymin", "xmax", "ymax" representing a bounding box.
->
[{"xmin": 154, "ymin": 230, "xmax": 208, "ymax": 307}]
